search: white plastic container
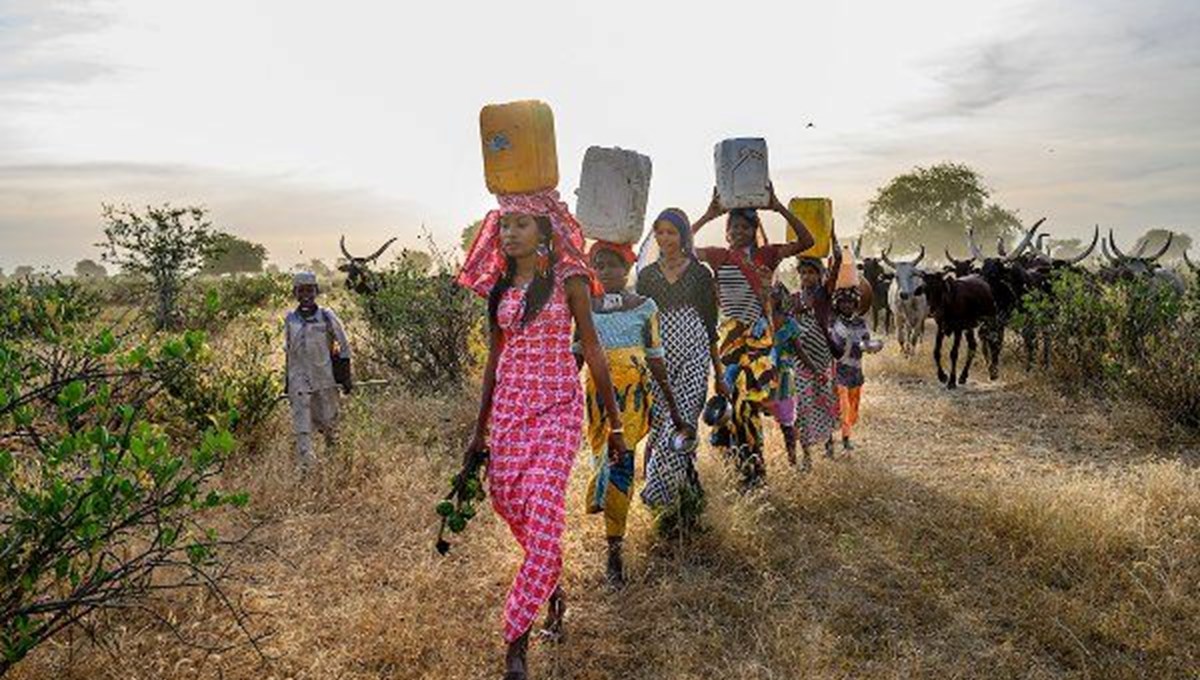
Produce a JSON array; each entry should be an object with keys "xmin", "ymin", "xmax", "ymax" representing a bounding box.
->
[
  {"xmin": 574, "ymin": 146, "xmax": 653, "ymax": 244},
  {"xmin": 714, "ymin": 138, "xmax": 770, "ymax": 210}
]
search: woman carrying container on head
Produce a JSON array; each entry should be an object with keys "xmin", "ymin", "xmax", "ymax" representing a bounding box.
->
[
  {"xmin": 577, "ymin": 239, "xmax": 689, "ymax": 586},
  {"xmin": 691, "ymin": 185, "xmax": 814, "ymax": 487},
  {"xmin": 459, "ymin": 190, "xmax": 626, "ymax": 680},
  {"xmin": 634, "ymin": 208, "xmax": 724, "ymax": 532}
]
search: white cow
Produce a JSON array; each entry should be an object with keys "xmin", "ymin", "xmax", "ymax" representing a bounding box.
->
[{"xmin": 884, "ymin": 245, "xmax": 928, "ymax": 357}]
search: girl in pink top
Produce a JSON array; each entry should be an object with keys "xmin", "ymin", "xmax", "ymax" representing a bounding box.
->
[{"xmin": 459, "ymin": 190, "xmax": 625, "ymax": 680}]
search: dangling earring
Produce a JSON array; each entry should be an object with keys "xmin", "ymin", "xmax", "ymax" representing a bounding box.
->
[{"xmin": 536, "ymin": 243, "xmax": 551, "ymax": 277}]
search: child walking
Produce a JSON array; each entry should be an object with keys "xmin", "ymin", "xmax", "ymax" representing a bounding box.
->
[{"xmin": 828, "ymin": 287, "xmax": 883, "ymax": 450}]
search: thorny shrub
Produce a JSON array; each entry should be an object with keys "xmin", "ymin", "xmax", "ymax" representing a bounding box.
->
[{"xmin": 0, "ymin": 277, "xmax": 254, "ymax": 673}]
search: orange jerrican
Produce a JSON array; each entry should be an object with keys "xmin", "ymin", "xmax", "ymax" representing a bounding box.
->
[
  {"xmin": 788, "ymin": 197, "xmax": 833, "ymax": 258},
  {"xmin": 479, "ymin": 100, "xmax": 559, "ymax": 195},
  {"xmin": 835, "ymin": 245, "xmax": 860, "ymax": 289}
]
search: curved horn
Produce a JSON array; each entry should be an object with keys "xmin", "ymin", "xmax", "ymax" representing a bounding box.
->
[
  {"xmin": 1184, "ymin": 248, "xmax": 1199, "ymax": 272},
  {"xmin": 1062, "ymin": 225, "xmax": 1099, "ymax": 266},
  {"xmin": 1036, "ymin": 233, "xmax": 1051, "ymax": 255},
  {"xmin": 365, "ymin": 237, "xmax": 398, "ymax": 262},
  {"xmin": 1145, "ymin": 231, "xmax": 1174, "ymax": 262},
  {"xmin": 1133, "ymin": 238, "xmax": 1151, "ymax": 258},
  {"xmin": 944, "ymin": 247, "xmax": 973, "ymax": 267},
  {"xmin": 913, "ymin": 245, "xmax": 925, "ymax": 266},
  {"xmin": 854, "ymin": 236, "xmax": 862, "ymax": 259},
  {"xmin": 1007, "ymin": 217, "xmax": 1046, "ymax": 260},
  {"xmin": 1100, "ymin": 236, "xmax": 1117, "ymax": 264},
  {"xmin": 1108, "ymin": 229, "xmax": 1128, "ymax": 260},
  {"xmin": 881, "ymin": 243, "xmax": 895, "ymax": 268},
  {"xmin": 966, "ymin": 225, "xmax": 984, "ymax": 260},
  {"xmin": 339, "ymin": 235, "xmax": 354, "ymax": 260}
]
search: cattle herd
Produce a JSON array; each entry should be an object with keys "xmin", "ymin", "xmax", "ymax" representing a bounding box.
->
[
  {"xmin": 854, "ymin": 221, "xmax": 1198, "ymax": 390},
  {"xmin": 332, "ymin": 225, "xmax": 1195, "ymax": 393}
]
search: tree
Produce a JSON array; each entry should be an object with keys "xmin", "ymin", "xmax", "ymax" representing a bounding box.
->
[
  {"xmin": 1132, "ymin": 229, "xmax": 1193, "ymax": 261},
  {"xmin": 460, "ymin": 220, "xmax": 483, "ymax": 252},
  {"xmin": 13, "ymin": 266, "xmax": 34, "ymax": 280},
  {"xmin": 202, "ymin": 232, "xmax": 267, "ymax": 275},
  {"xmin": 73, "ymin": 258, "xmax": 107, "ymax": 280},
  {"xmin": 307, "ymin": 258, "xmax": 332, "ymax": 278},
  {"xmin": 97, "ymin": 204, "xmax": 221, "ymax": 330},
  {"xmin": 862, "ymin": 163, "xmax": 1023, "ymax": 257}
]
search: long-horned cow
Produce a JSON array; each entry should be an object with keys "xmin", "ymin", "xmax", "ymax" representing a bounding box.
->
[
  {"xmin": 883, "ymin": 244, "xmax": 928, "ymax": 357},
  {"xmin": 339, "ymin": 235, "xmax": 397, "ymax": 295},
  {"xmin": 1102, "ymin": 230, "xmax": 1185, "ymax": 295}
]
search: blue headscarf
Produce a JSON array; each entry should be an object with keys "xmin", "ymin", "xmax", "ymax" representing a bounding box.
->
[{"xmin": 636, "ymin": 207, "xmax": 695, "ymax": 273}]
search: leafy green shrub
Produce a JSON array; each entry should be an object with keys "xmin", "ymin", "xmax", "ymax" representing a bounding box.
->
[
  {"xmin": 181, "ymin": 273, "xmax": 291, "ymax": 331},
  {"xmin": 0, "ymin": 277, "xmax": 251, "ymax": 673},
  {"xmin": 356, "ymin": 246, "xmax": 482, "ymax": 394},
  {"xmin": 1025, "ymin": 270, "xmax": 1200, "ymax": 428}
]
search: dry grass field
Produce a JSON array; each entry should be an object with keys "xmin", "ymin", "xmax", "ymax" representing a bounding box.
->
[{"xmin": 10, "ymin": 337, "xmax": 1200, "ymax": 680}]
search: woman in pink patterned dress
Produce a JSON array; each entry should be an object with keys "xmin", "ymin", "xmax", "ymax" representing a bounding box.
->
[{"xmin": 459, "ymin": 190, "xmax": 626, "ymax": 680}]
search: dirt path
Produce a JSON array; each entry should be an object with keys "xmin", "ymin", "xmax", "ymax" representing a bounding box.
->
[{"xmin": 13, "ymin": 348, "xmax": 1200, "ymax": 680}]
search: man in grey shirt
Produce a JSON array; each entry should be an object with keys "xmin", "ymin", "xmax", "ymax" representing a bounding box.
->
[{"xmin": 285, "ymin": 271, "xmax": 351, "ymax": 469}]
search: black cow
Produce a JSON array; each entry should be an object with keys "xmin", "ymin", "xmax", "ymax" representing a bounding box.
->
[
  {"xmin": 922, "ymin": 271, "xmax": 997, "ymax": 390},
  {"xmin": 855, "ymin": 238, "xmax": 894, "ymax": 334},
  {"xmin": 339, "ymin": 235, "xmax": 397, "ymax": 295}
]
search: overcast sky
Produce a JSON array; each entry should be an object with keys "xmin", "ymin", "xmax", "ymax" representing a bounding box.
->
[{"xmin": 1, "ymin": 0, "xmax": 1197, "ymax": 271}]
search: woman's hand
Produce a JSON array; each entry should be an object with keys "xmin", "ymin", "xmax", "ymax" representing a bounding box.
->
[
  {"xmin": 607, "ymin": 431, "xmax": 629, "ymax": 464},
  {"xmin": 768, "ymin": 182, "xmax": 787, "ymax": 214},
  {"xmin": 714, "ymin": 374, "xmax": 731, "ymax": 399},
  {"xmin": 704, "ymin": 187, "xmax": 725, "ymax": 219},
  {"xmin": 464, "ymin": 431, "xmax": 486, "ymax": 466}
]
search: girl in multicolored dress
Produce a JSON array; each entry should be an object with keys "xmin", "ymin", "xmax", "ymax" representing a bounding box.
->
[
  {"xmin": 792, "ymin": 283, "xmax": 840, "ymax": 471},
  {"xmin": 829, "ymin": 287, "xmax": 883, "ymax": 451},
  {"xmin": 691, "ymin": 186, "xmax": 814, "ymax": 487},
  {"xmin": 459, "ymin": 190, "xmax": 626, "ymax": 680},
  {"xmin": 635, "ymin": 208, "xmax": 724, "ymax": 529},
  {"xmin": 578, "ymin": 240, "xmax": 688, "ymax": 586}
]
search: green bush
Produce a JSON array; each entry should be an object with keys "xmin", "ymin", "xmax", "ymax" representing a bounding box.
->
[
  {"xmin": 356, "ymin": 250, "xmax": 483, "ymax": 394},
  {"xmin": 1025, "ymin": 270, "xmax": 1200, "ymax": 428},
  {"xmin": 181, "ymin": 273, "xmax": 291, "ymax": 331},
  {"xmin": 0, "ymin": 277, "xmax": 250, "ymax": 672}
]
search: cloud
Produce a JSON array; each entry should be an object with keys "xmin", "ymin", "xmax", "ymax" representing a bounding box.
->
[{"xmin": 0, "ymin": 163, "xmax": 430, "ymax": 271}]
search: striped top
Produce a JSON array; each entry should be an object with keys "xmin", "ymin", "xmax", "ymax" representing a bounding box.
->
[{"xmin": 715, "ymin": 264, "xmax": 763, "ymax": 325}]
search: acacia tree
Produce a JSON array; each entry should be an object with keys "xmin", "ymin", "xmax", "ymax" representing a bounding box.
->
[
  {"xmin": 97, "ymin": 204, "xmax": 221, "ymax": 330},
  {"xmin": 73, "ymin": 259, "xmax": 107, "ymax": 280},
  {"xmin": 202, "ymin": 233, "xmax": 267, "ymax": 275},
  {"xmin": 862, "ymin": 163, "xmax": 1022, "ymax": 257}
]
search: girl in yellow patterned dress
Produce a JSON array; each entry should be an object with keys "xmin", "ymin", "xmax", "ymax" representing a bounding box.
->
[{"xmin": 576, "ymin": 240, "xmax": 687, "ymax": 587}]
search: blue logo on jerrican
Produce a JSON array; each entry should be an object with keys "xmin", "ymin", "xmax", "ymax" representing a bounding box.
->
[{"xmin": 487, "ymin": 134, "xmax": 511, "ymax": 153}]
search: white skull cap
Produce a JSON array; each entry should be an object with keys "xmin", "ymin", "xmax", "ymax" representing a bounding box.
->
[{"xmin": 292, "ymin": 271, "xmax": 318, "ymax": 287}]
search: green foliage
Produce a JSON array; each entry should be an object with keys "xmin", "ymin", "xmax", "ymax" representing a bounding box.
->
[
  {"xmin": 1022, "ymin": 271, "xmax": 1200, "ymax": 428},
  {"xmin": 202, "ymin": 232, "xmax": 269, "ymax": 275},
  {"xmin": 357, "ymin": 245, "xmax": 482, "ymax": 394},
  {"xmin": 460, "ymin": 220, "xmax": 483, "ymax": 252},
  {"xmin": 0, "ymin": 276, "xmax": 249, "ymax": 672},
  {"xmin": 97, "ymin": 203, "xmax": 222, "ymax": 330},
  {"xmin": 155, "ymin": 323, "xmax": 282, "ymax": 451},
  {"xmin": 862, "ymin": 163, "xmax": 1022, "ymax": 255},
  {"xmin": 182, "ymin": 273, "xmax": 291, "ymax": 331}
]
